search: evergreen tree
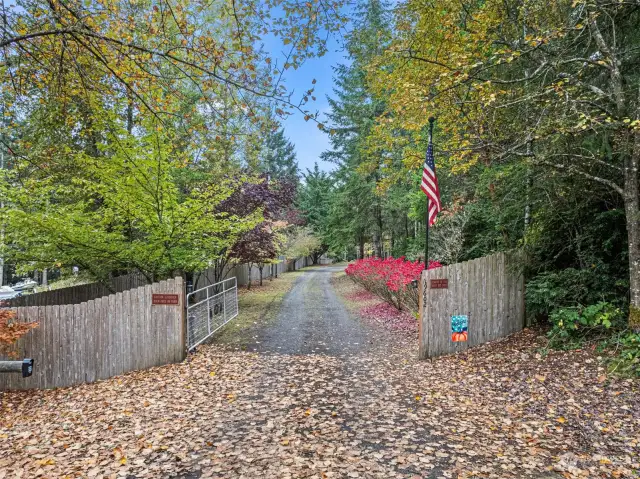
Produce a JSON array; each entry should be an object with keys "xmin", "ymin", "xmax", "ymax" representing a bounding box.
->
[
  {"xmin": 261, "ymin": 127, "xmax": 299, "ymax": 179},
  {"xmin": 321, "ymin": 0, "xmax": 392, "ymax": 258},
  {"xmin": 298, "ymin": 163, "xmax": 333, "ymax": 260}
]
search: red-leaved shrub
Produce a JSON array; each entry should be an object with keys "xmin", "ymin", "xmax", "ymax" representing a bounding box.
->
[{"xmin": 345, "ymin": 257, "xmax": 441, "ymax": 312}]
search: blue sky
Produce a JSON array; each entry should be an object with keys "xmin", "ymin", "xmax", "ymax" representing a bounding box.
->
[
  {"xmin": 267, "ymin": 34, "xmax": 348, "ymax": 174},
  {"xmin": 280, "ymin": 36, "xmax": 347, "ymax": 174}
]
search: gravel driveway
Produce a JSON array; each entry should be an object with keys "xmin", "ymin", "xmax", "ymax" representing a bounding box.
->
[
  {"xmin": 246, "ymin": 266, "xmax": 369, "ymax": 355},
  {"xmin": 1, "ymin": 267, "xmax": 637, "ymax": 479}
]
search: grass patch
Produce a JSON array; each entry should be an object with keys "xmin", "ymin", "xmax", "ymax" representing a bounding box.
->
[{"xmin": 213, "ymin": 270, "xmax": 304, "ymax": 348}]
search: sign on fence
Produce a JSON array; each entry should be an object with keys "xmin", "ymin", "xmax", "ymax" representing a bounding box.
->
[
  {"xmin": 419, "ymin": 252, "xmax": 524, "ymax": 359},
  {"xmin": 451, "ymin": 315, "xmax": 468, "ymax": 342},
  {"xmin": 152, "ymin": 294, "xmax": 180, "ymax": 305},
  {"xmin": 430, "ymin": 279, "xmax": 449, "ymax": 289},
  {"xmin": 0, "ymin": 277, "xmax": 185, "ymax": 391}
]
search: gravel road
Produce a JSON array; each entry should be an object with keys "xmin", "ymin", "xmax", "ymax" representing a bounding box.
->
[{"xmin": 247, "ymin": 265, "xmax": 369, "ymax": 355}]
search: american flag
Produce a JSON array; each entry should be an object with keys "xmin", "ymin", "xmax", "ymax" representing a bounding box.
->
[{"xmin": 420, "ymin": 140, "xmax": 441, "ymax": 226}]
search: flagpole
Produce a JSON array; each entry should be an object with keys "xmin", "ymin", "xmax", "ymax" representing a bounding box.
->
[{"xmin": 425, "ymin": 117, "xmax": 435, "ymax": 270}]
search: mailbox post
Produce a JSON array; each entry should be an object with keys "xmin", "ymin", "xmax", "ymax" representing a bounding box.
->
[{"xmin": 0, "ymin": 359, "xmax": 34, "ymax": 378}]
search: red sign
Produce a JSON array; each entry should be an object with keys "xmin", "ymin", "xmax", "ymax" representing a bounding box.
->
[
  {"xmin": 152, "ymin": 294, "xmax": 180, "ymax": 305},
  {"xmin": 430, "ymin": 279, "xmax": 449, "ymax": 289}
]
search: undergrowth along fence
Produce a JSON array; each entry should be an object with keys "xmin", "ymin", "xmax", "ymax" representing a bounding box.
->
[
  {"xmin": 345, "ymin": 257, "xmax": 441, "ymax": 314},
  {"xmin": 0, "ymin": 277, "xmax": 185, "ymax": 391},
  {"xmin": 419, "ymin": 251, "xmax": 525, "ymax": 359}
]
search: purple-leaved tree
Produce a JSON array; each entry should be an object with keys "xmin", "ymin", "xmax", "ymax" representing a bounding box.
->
[{"xmin": 229, "ymin": 224, "xmax": 279, "ymax": 289}]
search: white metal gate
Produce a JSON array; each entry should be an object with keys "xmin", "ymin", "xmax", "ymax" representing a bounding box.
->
[{"xmin": 186, "ymin": 277, "xmax": 238, "ymax": 351}]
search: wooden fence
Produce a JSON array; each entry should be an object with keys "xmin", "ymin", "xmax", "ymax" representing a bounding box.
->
[
  {"xmin": 0, "ymin": 277, "xmax": 185, "ymax": 391},
  {"xmin": 6, "ymin": 272, "xmax": 149, "ymax": 307},
  {"xmin": 11, "ymin": 256, "xmax": 324, "ymax": 308},
  {"xmin": 194, "ymin": 256, "xmax": 315, "ymax": 292},
  {"xmin": 419, "ymin": 252, "xmax": 525, "ymax": 359}
]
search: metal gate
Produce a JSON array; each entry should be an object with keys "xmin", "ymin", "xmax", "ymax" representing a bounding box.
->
[{"xmin": 186, "ymin": 277, "xmax": 238, "ymax": 351}]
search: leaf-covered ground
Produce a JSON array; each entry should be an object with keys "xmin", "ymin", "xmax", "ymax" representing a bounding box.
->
[{"xmin": 0, "ymin": 268, "xmax": 638, "ymax": 478}]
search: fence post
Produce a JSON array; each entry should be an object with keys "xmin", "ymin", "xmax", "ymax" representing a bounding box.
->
[
  {"xmin": 180, "ymin": 276, "xmax": 187, "ymax": 359},
  {"xmin": 206, "ymin": 286, "xmax": 211, "ymax": 335},
  {"xmin": 223, "ymin": 282, "xmax": 227, "ymax": 322}
]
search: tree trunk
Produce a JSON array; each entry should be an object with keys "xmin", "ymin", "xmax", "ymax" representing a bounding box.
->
[
  {"xmin": 247, "ymin": 264, "xmax": 253, "ymax": 290},
  {"xmin": 258, "ymin": 265, "xmax": 263, "ymax": 286},
  {"xmin": 374, "ymin": 206, "xmax": 383, "ymax": 258},
  {"xmin": 359, "ymin": 232, "xmax": 365, "ymax": 259},
  {"xmin": 404, "ymin": 215, "xmax": 409, "ymax": 242},
  {"xmin": 627, "ymin": 133, "xmax": 640, "ymax": 331},
  {"xmin": 390, "ymin": 229, "xmax": 395, "ymax": 257},
  {"xmin": 373, "ymin": 232, "xmax": 381, "ymax": 258}
]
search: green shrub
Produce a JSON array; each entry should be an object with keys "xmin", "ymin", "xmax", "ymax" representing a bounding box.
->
[
  {"xmin": 526, "ymin": 268, "xmax": 625, "ymax": 322},
  {"xmin": 604, "ymin": 332, "xmax": 640, "ymax": 377},
  {"xmin": 547, "ymin": 301, "xmax": 625, "ymax": 349}
]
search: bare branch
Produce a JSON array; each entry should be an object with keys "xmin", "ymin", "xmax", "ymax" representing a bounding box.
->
[{"xmin": 538, "ymin": 159, "xmax": 624, "ymax": 195}]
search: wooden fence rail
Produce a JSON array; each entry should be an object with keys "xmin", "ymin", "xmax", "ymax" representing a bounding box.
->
[
  {"xmin": 0, "ymin": 277, "xmax": 185, "ymax": 391},
  {"xmin": 10, "ymin": 256, "xmax": 320, "ymax": 308},
  {"xmin": 6, "ymin": 272, "xmax": 150, "ymax": 307},
  {"xmin": 419, "ymin": 251, "xmax": 525, "ymax": 359}
]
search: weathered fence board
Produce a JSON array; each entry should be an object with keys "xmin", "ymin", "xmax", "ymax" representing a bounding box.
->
[
  {"xmin": 6, "ymin": 272, "xmax": 150, "ymax": 308},
  {"xmin": 420, "ymin": 252, "xmax": 525, "ymax": 359},
  {"xmin": 12, "ymin": 256, "xmax": 324, "ymax": 310},
  {"xmin": 0, "ymin": 277, "xmax": 184, "ymax": 391}
]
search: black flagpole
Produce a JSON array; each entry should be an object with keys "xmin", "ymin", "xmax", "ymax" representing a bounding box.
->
[{"xmin": 425, "ymin": 117, "xmax": 435, "ymax": 270}]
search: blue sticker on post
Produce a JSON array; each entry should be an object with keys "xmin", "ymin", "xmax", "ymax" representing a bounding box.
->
[{"xmin": 451, "ymin": 315, "xmax": 468, "ymax": 342}]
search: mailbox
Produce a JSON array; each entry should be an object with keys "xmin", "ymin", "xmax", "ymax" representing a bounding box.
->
[{"xmin": 0, "ymin": 358, "xmax": 34, "ymax": 378}]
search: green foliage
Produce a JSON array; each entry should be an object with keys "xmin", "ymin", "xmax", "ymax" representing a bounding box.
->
[
  {"xmin": 261, "ymin": 126, "xmax": 299, "ymax": 180},
  {"xmin": 547, "ymin": 302, "xmax": 625, "ymax": 350},
  {"xmin": 606, "ymin": 332, "xmax": 640, "ymax": 378},
  {"xmin": 298, "ymin": 163, "xmax": 333, "ymax": 254},
  {"xmin": 317, "ymin": 0, "xmax": 393, "ymax": 259},
  {"xmin": 526, "ymin": 267, "xmax": 626, "ymax": 322},
  {"xmin": 0, "ymin": 0, "xmax": 347, "ymax": 286},
  {"xmin": 284, "ymin": 227, "xmax": 322, "ymax": 261},
  {"xmin": 1, "ymin": 120, "xmax": 261, "ymax": 282}
]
